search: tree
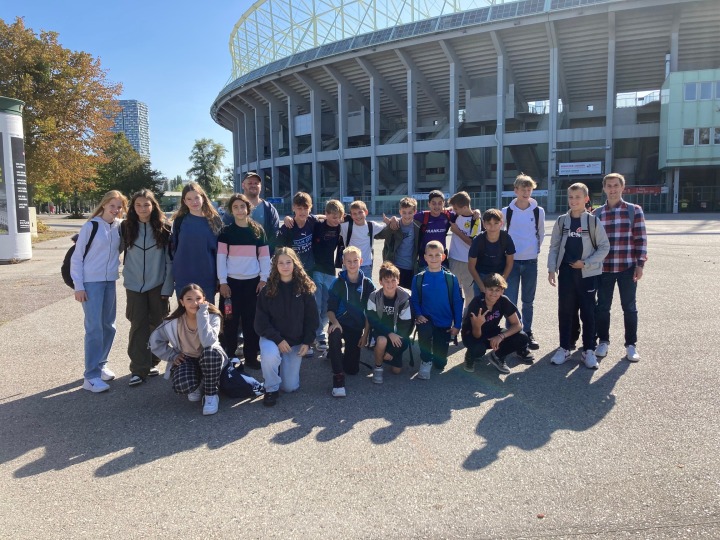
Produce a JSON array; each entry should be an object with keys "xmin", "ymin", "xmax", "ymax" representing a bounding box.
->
[
  {"xmin": 169, "ymin": 175, "xmax": 185, "ymax": 191},
  {"xmin": 187, "ymin": 138, "xmax": 227, "ymax": 199},
  {"xmin": 95, "ymin": 133, "xmax": 165, "ymax": 200},
  {"xmin": 0, "ymin": 18, "xmax": 122, "ymax": 203}
]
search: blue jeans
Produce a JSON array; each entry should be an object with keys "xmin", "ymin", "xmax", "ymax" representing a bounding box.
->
[
  {"xmin": 313, "ymin": 271, "xmax": 336, "ymax": 342},
  {"xmin": 360, "ymin": 264, "xmax": 373, "ymax": 280},
  {"xmin": 260, "ymin": 337, "xmax": 303, "ymax": 393},
  {"xmin": 505, "ymin": 259, "xmax": 538, "ymax": 333},
  {"xmin": 82, "ymin": 281, "xmax": 117, "ymax": 379},
  {"xmin": 595, "ymin": 267, "xmax": 638, "ymax": 346}
]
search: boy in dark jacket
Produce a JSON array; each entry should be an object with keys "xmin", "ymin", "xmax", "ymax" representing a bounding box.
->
[
  {"xmin": 327, "ymin": 246, "xmax": 375, "ymax": 397},
  {"xmin": 366, "ymin": 262, "xmax": 414, "ymax": 384}
]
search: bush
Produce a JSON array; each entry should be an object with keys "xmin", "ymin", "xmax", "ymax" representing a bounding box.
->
[{"xmin": 37, "ymin": 219, "xmax": 50, "ymax": 233}]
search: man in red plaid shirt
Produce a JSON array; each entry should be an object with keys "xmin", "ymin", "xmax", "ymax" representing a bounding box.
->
[{"xmin": 593, "ymin": 173, "xmax": 648, "ymax": 362}]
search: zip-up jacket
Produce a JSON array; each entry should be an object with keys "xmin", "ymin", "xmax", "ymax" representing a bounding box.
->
[
  {"xmin": 254, "ymin": 281, "xmax": 319, "ymax": 346},
  {"xmin": 327, "ymin": 270, "xmax": 375, "ymax": 330},
  {"xmin": 149, "ymin": 304, "xmax": 225, "ymax": 364},
  {"xmin": 375, "ymin": 221, "xmax": 421, "ymax": 271},
  {"xmin": 70, "ymin": 217, "xmax": 122, "ymax": 291},
  {"xmin": 121, "ymin": 221, "xmax": 174, "ymax": 296},
  {"xmin": 547, "ymin": 212, "xmax": 610, "ymax": 277},
  {"xmin": 366, "ymin": 286, "xmax": 413, "ymax": 338}
]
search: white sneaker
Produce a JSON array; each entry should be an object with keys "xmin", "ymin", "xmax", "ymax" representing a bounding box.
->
[
  {"xmin": 187, "ymin": 382, "xmax": 203, "ymax": 402},
  {"xmin": 82, "ymin": 377, "xmax": 110, "ymax": 393},
  {"xmin": 550, "ymin": 348, "xmax": 571, "ymax": 365},
  {"xmin": 100, "ymin": 366, "xmax": 116, "ymax": 381},
  {"xmin": 332, "ymin": 386, "xmax": 347, "ymax": 397},
  {"xmin": 595, "ymin": 341, "xmax": 609, "ymax": 357},
  {"xmin": 417, "ymin": 361, "xmax": 432, "ymax": 380},
  {"xmin": 626, "ymin": 345, "xmax": 641, "ymax": 362},
  {"xmin": 372, "ymin": 366, "xmax": 384, "ymax": 384},
  {"xmin": 582, "ymin": 349, "xmax": 599, "ymax": 370},
  {"xmin": 202, "ymin": 394, "xmax": 219, "ymax": 415},
  {"xmin": 316, "ymin": 341, "xmax": 328, "ymax": 352}
]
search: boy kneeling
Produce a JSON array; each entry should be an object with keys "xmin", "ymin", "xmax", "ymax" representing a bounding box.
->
[
  {"xmin": 461, "ymin": 273, "xmax": 533, "ymax": 374},
  {"xmin": 366, "ymin": 262, "xmax": 413, "ymax": 384}
]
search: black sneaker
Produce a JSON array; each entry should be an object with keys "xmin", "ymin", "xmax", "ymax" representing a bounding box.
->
[
  {"xmin": 463, "ymin": 352, "xmax": 475, "ymax": 373},
  {"xmin": 263, "ymin": 390, "xmax": 279, "ymax": 407},
  {"xmin": 527, "ymin": 333, "xmax": 540, "ymax": 351},
  {"xmin": 516, "ymin": 347, "xmax": 535, "ymax": 365},
  {"xmin": 488, "ymin": 352, "xmax": 511, "ymax": 374}
]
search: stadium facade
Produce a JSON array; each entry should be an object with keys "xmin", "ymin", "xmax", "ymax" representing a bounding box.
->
[{"xmin": 212, "ymin": 0, "xmax": 720, "ymax": 214}]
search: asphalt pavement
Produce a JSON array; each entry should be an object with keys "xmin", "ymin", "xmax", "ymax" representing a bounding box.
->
[{"xmin": 1, "ymin": 213, "xmax": 719, "ymax": 539}]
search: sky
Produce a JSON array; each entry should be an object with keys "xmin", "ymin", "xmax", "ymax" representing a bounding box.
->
[{"xmin": 1, "ymin": 0, "xmax": 255, "ymax": 180}]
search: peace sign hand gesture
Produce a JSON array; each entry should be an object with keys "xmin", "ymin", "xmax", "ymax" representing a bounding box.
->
[{"xmin": 470, "ymin": 308, "xmax": 489, "ymax": 328}]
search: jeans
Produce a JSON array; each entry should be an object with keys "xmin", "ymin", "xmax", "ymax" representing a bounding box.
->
[
  {"xmin": 465, "ymin": 332, "xmax": 529, "ymax": 360},
  {"xmin": 417, "ymin": 322, "xmax": 452, "ymax": 369},
  {"xmin": 505, "ymin": 259, "xmax": 538, "ymax": 333},
  {"xmin": 557, "ymin": 265, "xmax": 597, "ymax": 352},
  {"xmin": 360, "ymin": 264, "xmax": 373, "ymax": 280},
  {"xmin": 595, "ymin": 267, "xmax": 638, "ymax": 346},
  {"xmin": 313, "ymin": 271, "xmax": 336, "ymax": 342},
  {"xmin": 260, "ymin": 337, "xmax": 303, "ymax": 393},
  {"xmin": 221, "ymin": 276, "xmax": 261, "ymax": 362},
  {"xmin": 82, "ymin": 281, "xmax": 117, "ymax": 379},
  {"xmin": 125, "ymin": 285, "xmax": 169, "ymax": 377}
]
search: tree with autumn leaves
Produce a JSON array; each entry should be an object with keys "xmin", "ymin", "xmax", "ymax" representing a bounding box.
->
[{"xmin": 0, "ymin": 17, "xmax": 121, "ymax": 203}]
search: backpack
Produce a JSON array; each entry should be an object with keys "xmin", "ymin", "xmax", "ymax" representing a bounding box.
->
[
  {"xmin": 417, "ymin": 210, "xmax": 452, "ymax": 251},
  {"xmin": 219, "ymin": 360, "xmax": 265, "ymax": 399},
  {"xmin": 61, "ymin": 221, "xmax": 99, "ymax": 289},
  {"xmin": 555, "ymin": 213, "xmax": 600, "ymax": 250},
  {"xmin": 505, "ymin": 206, "xmax": 541, "ymax": 241}
]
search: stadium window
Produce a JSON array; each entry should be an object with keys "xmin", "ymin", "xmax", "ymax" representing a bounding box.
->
[
  {"xmin": 714, "ymin": 128, "xmax": 720, "ymax": 145},
  {"xmin": 699, "ymin": 82, "xmax": 712, "ymax": 100},
  {"xmin": 699, "ymin": 128, "xmax": 710, "ymax": 145},
  {"xmin": 716, "ymin": 82, "xmax": 720, "ymax": 100},
  {"xmin": 684, "ymin": 83, "xmax": 697, "ymax": 101},
  {"xmin": 683, "ymin": 129, "xmax": 695, "ymax": 146}
]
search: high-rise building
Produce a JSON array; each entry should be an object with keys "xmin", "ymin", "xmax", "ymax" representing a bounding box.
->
[{"xmin": 111, "ymin": 100, "xmax": 150, "ymax": 159}]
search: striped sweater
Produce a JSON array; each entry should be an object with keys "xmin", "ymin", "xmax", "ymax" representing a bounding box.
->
[{"xmin": 217, "ymin": 223, "xmax": 271, "ymax": 283}]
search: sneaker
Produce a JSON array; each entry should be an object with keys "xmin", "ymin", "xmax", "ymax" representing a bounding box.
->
[
  {"xmin": 463, "ymin": 352, "xmax": 475, "ymax": 373},
  {"xmin": 582, "ymin": 349, "xmax": 599, "ymax": 369},
  {"xmin": 527, "ymin": 333, "xmax": 540, "ymax": 351},
  {"xmin": 417, "ymin": 361, "xmax": 432, "ymax": 380},
  {"xmin": 332, "ymin": 373, "xmax": 346, "ymax": 397},
  {"xmin": 128, "ymin": 374, "xmax": 144, "ymax": 387},
  {"xmin": 316, "ymin": 340, "xmax": 328, "ymax": 351},
  {"xmin": 626, "ymin": 345, "xmax": 641, "ymax": 363},
  {"xmin": 100, "ymin": 366, "xmax": 116, "ymax": 381},
  {"xmin": 202, "ymin": 394, "xmax": 219, "ymax": 415},
  {"xmin": 332, "ymin": 386, "xmax": 347, "ymax": 397},
  {"xmin": 372, "ymin": 366, "xmax": 384, "ymax": 384},
  {"xmin": 187, "ymin": 383, "xmax": 203, "ymax": 402},
  {"xmin": 263, "ymin": 390, "xmax": 279, "ymax": 407},
  {"xmin": 82, "ymin": 377, "xmax": 110, "ymax": 393},
  {"xmin": 368, "ymin": 337, "xmax": 376, "ymax": 349},
  {"xmin": 148, "ymin": 367, "xmax": 160, "ymax": 377},
  {"xmin": 550, "ymin": 348, "xmax": 571, "ymax": 365},
  {"xmin": 516, "ymin": 348, "xmax": 535, "ymax": 365},
  {"xmin": 488, "ymin": 352, "xmax": 511, "ymax": 374},
  {"xmin": 304, "ymin": 347, "xmax": 314, "ymax": 358},
  {"xmin": 595, "ymin": 341, "xmax": 609, "ymax": 357}
]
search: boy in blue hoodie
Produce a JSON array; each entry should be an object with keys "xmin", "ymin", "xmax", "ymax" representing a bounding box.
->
[
  {"xmin": 411, "ymin": 240, "xmax": 464, "ymax": 379},
  {"xmin": 327, "ymin": 246, "xmax": 375, "ymax": 397}
]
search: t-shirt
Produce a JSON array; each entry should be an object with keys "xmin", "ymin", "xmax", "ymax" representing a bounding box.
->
[
  {"xmin": 251, "ymin": 202, "xmax": 266, "ymax": 228},
  {"xmin": 468, "ymin": 231, "xmax": 516, "ymax": 275},
  {"xmin": 313, "ymin": 221, "xmax": 341, "ymax": 276},
  {"xmin": 415, "ymin": 210, "xmax": 453, "ymax": 255},
  {"xmin": 379, "ymin": 293, "xmax": 397, "ymax": 329},
  {"xmin": 448, "ymin": 214, "xmax": 478, "ymax": 263},
  {"xmin": 394, "ymin": 222, "xmax": 415, "ymax": 270},
  {"xmin": 278, "ymin": 215, "xmax": 317, "ymax": 273},
  {"xmin": 562, "ymin": 216, "xmax": 583, "ymax": 264},
  {"xmin": 461, "ymin": 295, "xmax": 517, "ymax": 341},
  {"xmin": 340, "ymin": 220, "xmax": 387, "ymax": 264}
]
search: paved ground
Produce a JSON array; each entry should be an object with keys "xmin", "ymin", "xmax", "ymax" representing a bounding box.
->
[{"xmin": 1, "ymin": 214, "xmax": 719, "ymax": 539}]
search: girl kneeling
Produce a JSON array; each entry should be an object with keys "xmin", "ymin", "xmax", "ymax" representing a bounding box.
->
[
  {"xmin": 150, "ymin": 284, "xmax": 227, "ymax": 415},
  {"xmin": 255, "ymin": 247, "xmax": 319, "ymax": 407}
]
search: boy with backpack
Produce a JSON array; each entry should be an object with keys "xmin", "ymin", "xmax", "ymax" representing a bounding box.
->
[
  {"xmin": 366, "ymin": 262, "xmax": 414, "ymax": 384},
  {"xmin": 547, "ymin": 183, "xmax": 610, "ymax": 369},
  {"xmin": 327, "ymin": 246, "xmax": 375, "ymax": 397},
  {"xmin": 502, "ymin": 174, "xmax": 546, "ymax": 350},
  {"xmin": 375, "ymin": 197, "xmax": 421, "ymax": 289},
  {"xmin": 467, "ymin": 209, "xmax": 516, "ymax": 297},
  {"xmin": 340, "ymin": 200, "xmax": 386, "ymax": 278},
  {"xmin": 411, "ymin": 241, "xmax": 464, "ymax": 379}
]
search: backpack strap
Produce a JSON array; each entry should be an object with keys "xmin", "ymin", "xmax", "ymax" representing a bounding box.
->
[
  {"xmin": 588, "ymin": 214, "xmax": 598, "ymax": 251},
  {"xmin": 505, "ymin": 206, "xmax": 513, "ymax": 232},
  {"xmin": 83, "ymin": 220, "xmax": 99, "ymax": 260},
  {"xmin": 346, "ymin": 218, "xmax": 354, "ymax": 246},
  {"xmin": 506, "ymin": 206, "xmax": 540, "ymax": 241}
]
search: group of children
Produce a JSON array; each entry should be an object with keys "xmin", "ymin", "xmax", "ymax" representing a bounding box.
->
[{"xmin": 70, "ymin": 172, "xmax": 628, "ymax": 416}]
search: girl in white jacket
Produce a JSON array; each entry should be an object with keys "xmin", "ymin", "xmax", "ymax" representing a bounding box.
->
[
  {"xmin": 149, "ymin": 284, "xmax": 227, "ymax": 415},
  {"xmin": 70, "ymin": 190, "xmax": 127, "ymax": 393}
]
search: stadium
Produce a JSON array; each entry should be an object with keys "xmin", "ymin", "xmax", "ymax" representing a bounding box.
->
[{"xmin": 211, "ymin": 0, "xmax": 720, "ymax": 214}]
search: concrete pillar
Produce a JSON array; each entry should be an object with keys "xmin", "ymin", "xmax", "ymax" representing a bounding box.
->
[
  {"xmin": 548, "ymin": 47, "xmax": 559, "ymax": 213},
  {"xmin": 449, "ymin": 61, "xmax": 458, "ymax": 195},
  {"xmin": 605, "ymin": 12, "xmax": 616, "ymax": 176},
  {"xmin": 407, "ymin": 67, "xmax": 416, "ymax": 197},
  {"xmin": 337, "ymin": 81, "xmax": 348, "ymax": 200},
  {"xmin": 369, "ymin": 76, "xmax": 381, "ymax": 214},
  {"xmin": 310, "ymin": 90, "xmax": 321, "ymax": 202},
  {"xmin": 495, "ymin": 53, "xmax": 506, "ymax": 209}
]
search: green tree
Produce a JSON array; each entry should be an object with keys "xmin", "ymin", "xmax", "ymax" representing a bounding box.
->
[
  {"xmin": 0, "ymin": 18, "xmax": 122, "ymax": 202},
  {"xmin": 187, "ymin": 138, "xmax": 227, "ymax": 199},
  {"xmin": 169, "ymin": 175, "xmax": 185, "ymax": 191},
  {"xmin": 96, "ymin": 133, "xmax": 165, "ymax": 200}
]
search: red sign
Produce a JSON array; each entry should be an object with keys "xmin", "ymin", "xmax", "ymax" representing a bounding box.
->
[{"xmin": 623, "ymin": 186, "xmax": 662, "ymax": 195}]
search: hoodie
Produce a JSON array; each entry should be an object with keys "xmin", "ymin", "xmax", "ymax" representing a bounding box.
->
[
  {"xmin": 502, "ymin": 198, "xmax": 546, "ymax": 261},
  {"xmin": 121, "ymin": 221, "xmax": 174, "ymax": 296},
  {"xmin": 70, "ymin": 217, "xmax": 122, "ymax": 291}
]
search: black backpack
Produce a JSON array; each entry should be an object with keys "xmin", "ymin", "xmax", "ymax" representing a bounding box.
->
[
  {"xmin": 219, "ymin": 360, "xmax": 265, "ymax": 399},
  {"xmin": 61, "ymin": 221, "xmax": 98, "ymax": 289}
]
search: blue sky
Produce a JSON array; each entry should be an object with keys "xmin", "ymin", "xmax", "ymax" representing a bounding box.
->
[{"xmin": 1, "ymin": 0, "xmax": 254, "ymax": 180}]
